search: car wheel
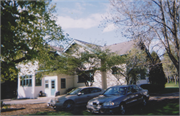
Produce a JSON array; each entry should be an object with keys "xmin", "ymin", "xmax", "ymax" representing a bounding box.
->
[
  {"xmin": 119, "ymin": 103, "xmax": 126, "ymax": 115},
  {"xmin": 63, "ymin": 100, "xmax": 75, "ymax": 111},
  {"xmin": 142, "ymin": 98, "xmax": 147, "ymax": 106}
]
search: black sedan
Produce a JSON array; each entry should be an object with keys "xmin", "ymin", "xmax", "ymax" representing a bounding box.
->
[{"xmin": 86, "ymin": 85, "xmax": 149, "ymax": 114}]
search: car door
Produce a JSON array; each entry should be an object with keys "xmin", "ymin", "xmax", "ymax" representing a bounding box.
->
[
  {"xmin": 75, "ymin": 88, "xmax": 91, "ymax": 105},
  {"xmin": 125, "ymin": 86, "xmax": 136, "ymax": 107},
  {"xmin": 88, "ymin": 88, "xmax": 102, "ymax": 100},
  {"xmin": 132, "ymin": 85, "xmax": 142, "ymax": 104}
]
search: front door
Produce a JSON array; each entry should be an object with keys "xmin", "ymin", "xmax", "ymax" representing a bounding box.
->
[{"xmin": 51, "ymin": 80, "xmax": 55, "ymax": 96}]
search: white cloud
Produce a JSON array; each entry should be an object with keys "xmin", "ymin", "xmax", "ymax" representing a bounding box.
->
[
  {"xmin": 102, "ymin": 23, "xmax": 117, "ymax": 33},
  {"xmin": 57, "ymin": 13, "xmax": 104, "ymax": 29}
]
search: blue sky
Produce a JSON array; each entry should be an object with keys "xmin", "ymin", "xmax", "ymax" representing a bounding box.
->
[{"xmin": 51, "ymin": 0, "xmax": 129, "ymax": 46}]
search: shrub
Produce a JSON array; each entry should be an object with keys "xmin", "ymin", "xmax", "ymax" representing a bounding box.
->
[{"xmin": 140, "ymin": 84, "xmax": 164, "ymax": 93}]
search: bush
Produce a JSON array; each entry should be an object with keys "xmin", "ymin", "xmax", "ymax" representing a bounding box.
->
[{"xmin": 140, "ymin": 84, "xmax": 164, "ymax": 93}]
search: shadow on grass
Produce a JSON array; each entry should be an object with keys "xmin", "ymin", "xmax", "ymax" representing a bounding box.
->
[
  {"xmin": 131, "ymin": 98, "xmax": 179, "ymax": 115},
  {"xmin": 150, "ymin": 88, "xmax": 179, "ymax": 96}
]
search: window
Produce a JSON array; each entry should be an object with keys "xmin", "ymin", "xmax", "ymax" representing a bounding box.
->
[
  {"xmin": 45, "ymin": 80, "xmax": 49, "ymax": 88},
  {"xmin": 61, "ymin": 78, "xmax": 66, "ymax": 89},
  {"xmin": 127, "ymin": 86, "xmax": 133, "ymax": 93},
  {"xmin": 20, "ymin": 75, "xmax": 32, "ymax": 86},
  {"xmin": 112, "ymin": 67, "xmax": 119, "ymax": 74},
  {"xmin": 52, "ymin": 80, "xmax": 55, "ymax": 89},
  {"xmin": 133, "ymin": 85, "xmax": 140, "ymax": 91},
  {"xmin": 78, "ymin": 74, "xmax": 86, "ymax": 83},
  {"xmin": 77, "ymin": 70, "xmax": 94, "ymax": 83},
  {"xmin": 35, "ymin": 73, "xmax": 42, "ymax": 86}
]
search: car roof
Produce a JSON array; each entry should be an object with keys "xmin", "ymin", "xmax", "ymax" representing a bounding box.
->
[
  {"xmin": 109, "ymin": 85, "xmax": 137, "ymax": 88},
  {"xmin": 78, "ymin": 86, "xmax": 102, "ymax": 89}
]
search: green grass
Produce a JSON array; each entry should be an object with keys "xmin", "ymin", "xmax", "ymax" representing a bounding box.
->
[
  {"xmin": 165, "ymin": 81, "xmax": 179, "ymax": 88},
  {"xmin": 156, "ymin": 82, "xmax": 180, "ymax": 94},
  {"xmin": 133, "ymin": 99, "xmax": 179, "ymax": 115}
]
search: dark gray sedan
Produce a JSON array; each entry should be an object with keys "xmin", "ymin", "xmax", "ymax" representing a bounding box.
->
[
  {"xmin": 86, "ymin": 85, "xmax": 149, "ymax": 114},
  {"xmin": 47, "ymin": 86, "xmax": 103, "ymax": 111}
]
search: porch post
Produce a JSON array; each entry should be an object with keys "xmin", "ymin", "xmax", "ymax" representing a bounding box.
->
[
  {"xmin": 101, "ymin": 71, "xmax": 107, "ymax": 90},
  {"xmin": 101, "ymin": 59, "xmax": 107, "ymax": 90}
]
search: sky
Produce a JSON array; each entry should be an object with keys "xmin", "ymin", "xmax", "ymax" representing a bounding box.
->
[
  {"xmin": 51, "ymin": 0, "xmax": 165, "ymax": 57},
  {"xmin": 51, "ymin": 0, "xmax": 129, "ymax": 46}
]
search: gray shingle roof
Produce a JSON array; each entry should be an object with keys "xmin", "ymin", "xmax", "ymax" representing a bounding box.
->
[{"xmin": 103, "ymin": 40, "xmax": 137, "ymax": 55}]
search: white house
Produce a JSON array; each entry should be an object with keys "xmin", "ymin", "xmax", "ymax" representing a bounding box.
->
[{"xmin": 17, "ymin": 39, "xmax": 149, "ymax": 99}]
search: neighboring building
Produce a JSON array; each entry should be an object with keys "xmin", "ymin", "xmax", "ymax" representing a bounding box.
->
[{"xmin": 17, "ymin": 39, "xmax": 149, "ymax": 99}]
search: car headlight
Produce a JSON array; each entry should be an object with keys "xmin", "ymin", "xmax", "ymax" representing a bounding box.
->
[
  {"xmin": 144, "ymin": 91, "xmax": 148, "ymax": 95},
  {"xmin": 88, "ymin": 101, "xmax": 93, "ymax": 106},
  {"xmin": 103, "ymin": 101, "xmax": 115, "ymax": 106},
  {"xmin": 55, "ymin": 98, "xmax": 60, "ymax": 103}
]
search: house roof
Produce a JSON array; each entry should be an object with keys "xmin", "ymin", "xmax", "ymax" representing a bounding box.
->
[
  {"xmin": 49, "ymin": 39, "xmax": 139, "ymax": 56},
  {"xmin": 50, "ymin": 46, "xmax": 64, "ymax": 52},
  {"xmin": 103, "ymin": 40, "xmax": 137, "ymax": 55}
]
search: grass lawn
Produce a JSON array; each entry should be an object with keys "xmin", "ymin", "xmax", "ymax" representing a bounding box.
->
[
  {"xmin": 165, "ymin": 81, "xmax": 179, "ymax": 88},
  {"xmin": 133, "ymin": 98, "xmax": 179, "ymax": 115},
  {"xmin": 157, "ymin": 82, "xmax": 179, "ymax": 94}
]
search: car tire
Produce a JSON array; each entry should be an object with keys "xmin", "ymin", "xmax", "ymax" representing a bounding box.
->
[
  {"xmin": 142, "ymin": 98, "xmax": 147, "ymax": 106},
  {"xmin": 119, "ymin": 103, "xmax": 126, "ymax": 115},
  {"xmin": 63, "ymin": 100, "xmax": 75, "ymax": 111}
]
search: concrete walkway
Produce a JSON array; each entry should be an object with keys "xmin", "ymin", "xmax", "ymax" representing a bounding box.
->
[{"xmin": 2, "ymin": 97, "xmax": 53, "ymax": 105}]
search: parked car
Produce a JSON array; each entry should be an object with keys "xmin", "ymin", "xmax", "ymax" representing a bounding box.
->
[
  {"xmin": 47, "ymin": 86, "xmax": 104, "ymax": 111},
  {"xmin": 86, "ymin": 85, "xmax": 149, "ymax": 114}
]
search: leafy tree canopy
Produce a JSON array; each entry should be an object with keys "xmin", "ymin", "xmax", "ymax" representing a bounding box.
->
[{"xmin": 1, "ymin": 0, "xmax": 65, "ymax": 81}]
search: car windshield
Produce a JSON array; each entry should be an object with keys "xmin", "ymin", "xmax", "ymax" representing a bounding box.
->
[
  {"xmin": 103, "ymin": 87, "xmax": 126, "ymax": 96},
  {"xmin": 67, "ymin": 88, "xmax": 81, "ymax": 95}
]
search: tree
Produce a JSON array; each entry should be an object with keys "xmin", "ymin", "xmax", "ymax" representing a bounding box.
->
[
  {"xmin": 162, "ymin": 45, "xmax": 179, "ymax": 85},
  {"xmin": 1, "ymin": 0, "xmax": 65, "ymax": 81},
  {"xmin": 109, "ymin": 0, "xmax": 179, "ymax": 76},
  {"xmin": 148, "ymin": 51, "xmax": 166, "ymax": 89},
  {"xmin": 114, "ymin": 48, "xmax": 148, "ymax": 85}
]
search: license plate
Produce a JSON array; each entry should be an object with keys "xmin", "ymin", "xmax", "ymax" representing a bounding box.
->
[
  {"xmin": 96, "ymin": 105, "xmax": 101, "ymax": 109},
  {"xmin": 93, "ymin": 110, "xmax": 99, "ymax": 113}
]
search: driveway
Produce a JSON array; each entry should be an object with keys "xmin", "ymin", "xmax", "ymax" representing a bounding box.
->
[
  {"xmin": 2, "ymin": 97, "xmax": 53, "ymax": 105},
  {"xmin": 2, "ymin": 92, "xmax": 179, "ymax": 105}
]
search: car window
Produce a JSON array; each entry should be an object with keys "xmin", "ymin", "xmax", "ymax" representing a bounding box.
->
[
  {"xmin": 133, "ymin": 85, "xmax": 140, "ymax": 91},
  {"xmin": 67, "ymin": 88, "xmax": 81, "ymax": 95},
  {"xmin": 80, "ymin": 88, "xmax": 91, "ymax": 95},
  {"xmin": 104, "ymin": 87, "xmax": 126, "ymax": 96},
  {"xmin": 90, "ymin": 88, "xmax": 101, "ymax": 93},
  {"xmin": 127, "ymin": 86, "xmax": 133, "ymax": 93}
]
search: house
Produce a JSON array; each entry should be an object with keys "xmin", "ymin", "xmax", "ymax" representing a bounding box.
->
[{"xmin": 17, "ymin": 39, "xmax": 149, "ymax": 99}]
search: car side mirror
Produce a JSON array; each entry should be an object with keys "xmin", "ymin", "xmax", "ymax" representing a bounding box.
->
[{"xmin": 77, "ymin": 92, "xmax": 82, "ymax": 96}]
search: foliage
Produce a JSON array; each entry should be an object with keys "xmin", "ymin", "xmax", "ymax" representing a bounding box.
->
[
  {"xmin": 149, "ymin": 51, "xmax": 166, "ymax": 89},
  {"xmin": 110, "ymin": 0, "xmax": 180, "ymax": 76},
  {"xmin": 1, "ymin": 0, "xmax": 65, "ymax": 81},
  {"xmin": 115, "ymin": 48, "xmax": 148, "ymax": 84},
  {"xmin": 162, "ymin": 45, "xmax": 178, "ymax": 85}
]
